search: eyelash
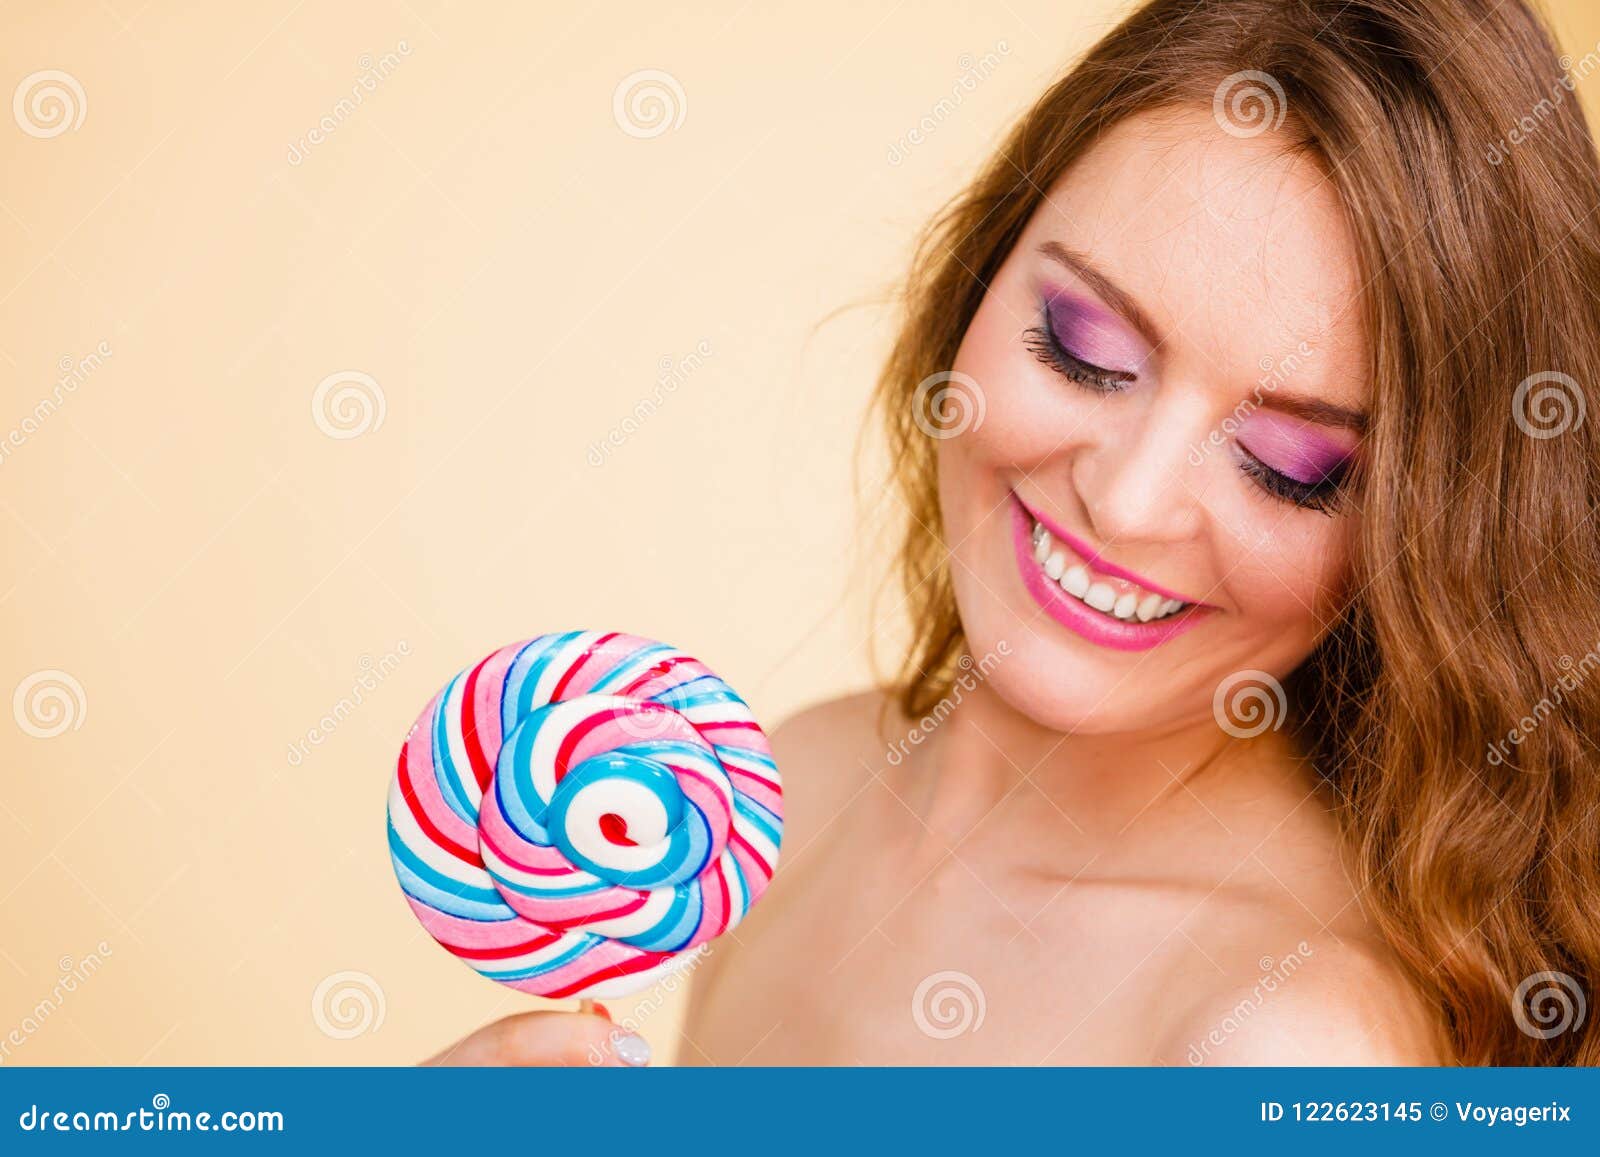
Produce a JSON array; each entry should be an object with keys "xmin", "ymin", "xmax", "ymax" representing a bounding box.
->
[
  {"xmin": 1022, "ymin": 317, "xmax": 1134, "ymax": 394},
  {"xmin": 1023, "ymin": 306, "xmax": 1350, "ymax": 516},
  {"xmin": 1236, "ymin": 445, "xmax": 1347, "ymax": 517}
]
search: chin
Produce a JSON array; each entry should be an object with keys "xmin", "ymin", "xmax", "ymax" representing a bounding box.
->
[{"xmin": 949, "ymin": 570, "xmax": 1180, "ymax": 736}]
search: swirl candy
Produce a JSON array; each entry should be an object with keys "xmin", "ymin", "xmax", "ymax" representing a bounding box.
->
[{"xmin": 387, "ymin": 631, "xmax": 783, "ymax": 998}]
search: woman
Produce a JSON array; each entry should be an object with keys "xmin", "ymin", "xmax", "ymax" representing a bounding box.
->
[{"xmin": 437, "ymin": 0, "xmax": 1600, "ymax": 1065}]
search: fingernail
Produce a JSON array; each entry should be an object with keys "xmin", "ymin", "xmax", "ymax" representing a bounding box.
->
[
  {"xmin": 613, "ymin": 1032, "xmax": 651, "ymax": 1067},
  {"xmin": 592, "ymin": 1002, "xmax": 613, "ymax": 1022}
]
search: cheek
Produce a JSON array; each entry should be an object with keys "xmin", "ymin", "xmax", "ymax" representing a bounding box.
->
[{"xmin": 1221, "ymin": 514, "xmax": 1355, "ymax": 629}]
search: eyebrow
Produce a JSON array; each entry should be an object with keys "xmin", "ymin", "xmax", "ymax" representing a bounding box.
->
[
  {"xmin": 1260, "ymin": 392, "xmax": 1367, "ymax": 432},
  {"xmin": 1036, "ymin": 239, "xmax": 1368, "ymax": 434},
  {"xmin": 1038, "ymin": 241, "xmax": 1163, "ymax": 349}
]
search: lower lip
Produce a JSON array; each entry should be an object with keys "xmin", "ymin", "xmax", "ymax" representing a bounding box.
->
[{"xmin": 1008, "ymin": 497, "xmax": 1212, "ymax": 652}]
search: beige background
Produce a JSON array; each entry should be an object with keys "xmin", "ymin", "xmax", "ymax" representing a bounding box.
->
[{"xmin": 2, "ymin": 0, "xmax": 1597, "ymax": 1066}]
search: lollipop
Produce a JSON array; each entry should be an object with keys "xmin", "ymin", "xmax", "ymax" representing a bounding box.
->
[{"xmin": 386, "ymin": 630, "xmax": 783, "ymax": 998}]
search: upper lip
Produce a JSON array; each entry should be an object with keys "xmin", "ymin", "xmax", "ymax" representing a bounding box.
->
[{"xmin": 1014, "ymin": 491, "xmax": 1212, "ymax": 608}]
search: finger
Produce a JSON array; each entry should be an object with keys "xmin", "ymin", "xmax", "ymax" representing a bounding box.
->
[{"xmin": 424, "ymin": 1011, "xmax": 649, "ymax": 1067}]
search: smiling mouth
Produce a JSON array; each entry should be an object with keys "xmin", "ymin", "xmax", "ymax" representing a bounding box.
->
[
  {"xmin": 1007, "ymin": 492, "xmax": 1212, "ymax": 650},
  {"xmin": 1028, "ymin": 518, "xmax": 1190, "ymax": 622}
]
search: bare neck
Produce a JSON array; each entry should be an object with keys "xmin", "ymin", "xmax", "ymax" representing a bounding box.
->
[{"xmin": 895, "ymin": 679, "xmax": 1305, "ymax": 857}]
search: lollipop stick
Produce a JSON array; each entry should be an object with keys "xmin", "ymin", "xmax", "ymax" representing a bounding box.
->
[{"xmin": 578, "ymin": 998, "xmax": 596, "ymax": 1016}]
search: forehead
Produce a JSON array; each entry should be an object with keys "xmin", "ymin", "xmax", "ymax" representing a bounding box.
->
[{"xmin": 1024, "ymin": 105, "xmax": 1369, "ymax": 411}]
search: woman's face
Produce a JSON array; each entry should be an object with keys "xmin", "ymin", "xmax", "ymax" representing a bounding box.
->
[{"xmin": 939, "ymin": 105, "xmax": 1369, "ymax": 734}]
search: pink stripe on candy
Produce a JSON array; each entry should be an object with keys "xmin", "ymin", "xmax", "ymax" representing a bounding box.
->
[
  {"xmin": 401, "ymin": 701, "xmax": 481, "ymax": 861},
  {"xmin": 510, "ymin": 938, "xmax": 676, "ymax": 1000},
  {"xmin": 549, "ymin": 631, "xmax": 621, "ymax": 702}
]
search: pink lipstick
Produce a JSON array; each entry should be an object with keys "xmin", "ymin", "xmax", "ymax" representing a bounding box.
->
[{"xmin": 1008, "ymin": 492, "xmax": 1216, "ymax": 652}]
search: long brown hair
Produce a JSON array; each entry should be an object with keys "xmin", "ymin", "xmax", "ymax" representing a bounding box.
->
[{"xmin": 873, "ymin": 0, "xmax": 1600, "ymax": 1065}]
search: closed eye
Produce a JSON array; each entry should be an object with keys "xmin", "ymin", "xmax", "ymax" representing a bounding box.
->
[
  {"xmin": 1023, "ymin": 308, "xmax": 1136, "ymax": 395},
  {"xmin": 1235, "ymin": 443, "xmax": 1350, "ymax": 516}
]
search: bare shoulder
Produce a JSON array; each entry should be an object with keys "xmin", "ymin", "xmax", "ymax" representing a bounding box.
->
[
  {"xmin": 1155, "ymin": 932, "xmax": 1445, "ymax": 1065},
  {"xmin": 766, "ymin": 688, "xmax": 899, "ymax": 846},
  {"xmin": 685, "ymin": 688, "xmax": 892, "ymax": 1009},
  {"xmin": 1132, "ymin": 738, "xmax": 1444, "ymax": 1064},
  {"xmin": 769, "ymin": 686, "xmax": 898, "ymax": 747}
]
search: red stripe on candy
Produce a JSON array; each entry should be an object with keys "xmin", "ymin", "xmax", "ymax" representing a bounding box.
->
[
  {"xmin": 539, "ymin": 947, "xmax": 677, "ymax": 999},
  {"xmin": 616, "ymin": 653, "xmax": 693, "ymax": 696},
  {"xmin": 460, "ymin": 655, "xmax": 495, "ymax": 793},
  {"xmin": 542, "ymin": 893, "xmax": 649, "ymax": 930},
  {"xmin": 551, "ymin": 705, "xmax": 627, "ymax": 781},
  {"xmin": 398, "ymin": 744, "xmax": 480, "ymax": 866},
  {"xmin": 450, "ymin": 930, "xmax": 565, "ymax": 961},
  {"xmin": 729, "ymin": 830, "xmax": 773, "ymax": 881},
  {"xmin": 549, "ymin": 631, "xmax": 619, "ymax": 703}
]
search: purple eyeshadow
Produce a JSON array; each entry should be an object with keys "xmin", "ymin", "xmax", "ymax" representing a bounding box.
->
[
  {"xmin": 1236, "ymin": 411, "xmax": 1356, "ymax": 485},
  {"xmin": 1044, "ymin": 287, "xmax": 1149, "ymax": 375}
]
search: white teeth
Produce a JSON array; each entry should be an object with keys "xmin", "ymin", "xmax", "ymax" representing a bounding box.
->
[{"xmin": 1029, "ymin": 519, "xmax": 1188, "ymax": 623}]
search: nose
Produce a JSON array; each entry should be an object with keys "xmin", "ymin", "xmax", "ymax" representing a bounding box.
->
[{"xmin": 1068, "ymin": 401, "xmax": 1208, "ymax": 548}]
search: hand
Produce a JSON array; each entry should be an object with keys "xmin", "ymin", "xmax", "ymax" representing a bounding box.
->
[{"xmin": 422, "ymin": 1008, "xmax": 653, "ymax": 1067}]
